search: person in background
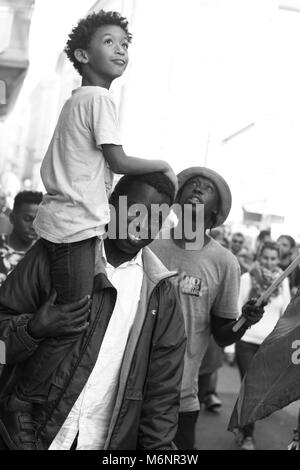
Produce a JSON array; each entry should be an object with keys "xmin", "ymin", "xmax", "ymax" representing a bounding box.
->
[
  {"xmin": 0, "ymin": 190, "xmax": 43, "ymax": 287},
  {"xmin": 230, "ymin": 232, "xmax": 245, "ymax": 256},
  {"xmin": 254, "ymin": 229, "xmax": 272, "ymax": 258},
  {"xmin": 0, "ymin": 190, "xmax": 12, "ymax": 236},
  {"xmin": 234, "ymin": 241, "xmax": 291, "ymax": 450},
  {"xmin": 288, "ymin": 409, "xmax": 300, "ymax": 450},
  {"xmin": 151, "ymin": 166, "xmax": 265, "ymax": 450},
  {"xmin": 210, "ymin": 226, "xmax": 230, "ymax": 249},
  {"xmin": 277, "ymin": 235, "xmax": 300, "ymax": 297},
  {"xmin": 230, "ymin": 232, "xmax": 254, "ymax": 274}
]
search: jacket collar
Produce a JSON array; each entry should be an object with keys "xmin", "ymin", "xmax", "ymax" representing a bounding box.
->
[{"xmin": 95, "ymin": 239, "xmax": 177, "ymax": 288}]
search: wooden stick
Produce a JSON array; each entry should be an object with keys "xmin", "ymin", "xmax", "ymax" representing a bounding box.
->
[{"xmin": 232, "ymin": 254, "xmax": 300, "ymax": 333}]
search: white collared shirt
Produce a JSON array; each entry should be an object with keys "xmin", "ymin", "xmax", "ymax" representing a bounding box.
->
[{"xmin": 49, "ymin": 243, "xmax": 143, "ymax": 450}]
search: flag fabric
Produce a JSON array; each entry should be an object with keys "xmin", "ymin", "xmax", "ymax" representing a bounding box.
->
[{"xmin": 228, "ymin": 290, "xmax": 300, "ymax": 431}]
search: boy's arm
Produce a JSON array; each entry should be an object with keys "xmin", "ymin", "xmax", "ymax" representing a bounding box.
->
[{"xmin": 102, "ymin": 144, "xmax": 178, "ymax": 191}]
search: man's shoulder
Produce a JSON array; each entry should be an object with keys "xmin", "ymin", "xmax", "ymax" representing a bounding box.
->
[
  {"xmin": 206, "ymin": 238, "xmax": 239, "ymax": 265},
  {"xmin": 10, "ymin": 240, "xmax": 49, "ymax": 277}
]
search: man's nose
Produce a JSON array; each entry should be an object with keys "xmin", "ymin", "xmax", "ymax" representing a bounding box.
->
[{"xmin": 193, "ymin": 185, "xmax": 204, "ymax": 195}]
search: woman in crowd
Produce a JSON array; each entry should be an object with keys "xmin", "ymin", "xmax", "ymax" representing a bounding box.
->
[
  {"xmin": 277, "ymin": 234, "xmax": 300, "ymax": 297},
  {"xmin": 234, "ymin": 241, "xmax": 291, "ymax": 450}
]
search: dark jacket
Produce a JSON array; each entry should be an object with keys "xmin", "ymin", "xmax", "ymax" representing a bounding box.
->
[{"xmin": 0, "ymin": 240, "xmax": 186, "ymax": 450}]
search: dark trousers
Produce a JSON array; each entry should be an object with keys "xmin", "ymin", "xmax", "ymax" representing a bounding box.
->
[
  {"xmin": 235, "ymin": 340, "xmax": 260, "ymax": 437},
  {"xmin": 198, "ymin": 371, "xmax": 218, "ymax": 403},
  {"xmin": 174, "ymin": 411, "xmax": 199, "ymax": 450},
  {"xmin": 15, "ymin": 237, "xmax": 96, "ymax": 403},
  {"xmin": 41, "ymin": 237, "xmax": 96, "ymax": 304},
  {"xmin": 0, "ymin": 435, "xmax": 9, "ymax": 450}
]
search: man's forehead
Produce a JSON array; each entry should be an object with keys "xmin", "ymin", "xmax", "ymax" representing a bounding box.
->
[
  {"xmin": 185, "ymin": 175, "xmax": 216, "ymax": 188},
  {"xmin": 15, "ymin": 203, "xmax": 39, "ymax": 213}
]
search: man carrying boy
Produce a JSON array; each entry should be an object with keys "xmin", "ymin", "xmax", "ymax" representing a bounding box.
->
[
  {"xmin": 0, "ymin": 172, "xmax": 185, "ymax": 450},
  {"xmin": 1, "ymin": 10, "xmax": 178, "ymax": 438}
]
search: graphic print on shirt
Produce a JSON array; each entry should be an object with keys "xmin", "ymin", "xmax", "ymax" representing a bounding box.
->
[{"xmin": 179, "ymin": 274, "xmax": 202, "ymax": 296}]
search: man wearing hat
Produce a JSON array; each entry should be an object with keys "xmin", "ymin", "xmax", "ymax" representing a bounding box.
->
[{"xmin": 151, "ymin": 166, "xmax": 265, "ymax": 450}]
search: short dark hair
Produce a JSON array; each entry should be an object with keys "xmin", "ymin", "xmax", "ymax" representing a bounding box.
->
[
  {"xmin": 260, "ymin": 241, "xmax": 280, "ymax": 257},
  {"xmin": 277, "ymin": 234, "xmax": 296, "ymax": 249},
  {"xmin": 232, "ymin": 232, "xmax": 245, "ymax": 241},
  {"xmin": 64, "ymin": 10, "xmax": 132, "ymax": 76},
  {"xmin": 13, "ymin": 191, "xmax": 43, "ymax": 212},
  {"xmin": 111, "ymin": 172, "xmax": 176, "ymax": 206},
  {"xmin": 257, "ymin": 229, "xmax": 271, "ymax": 241}
]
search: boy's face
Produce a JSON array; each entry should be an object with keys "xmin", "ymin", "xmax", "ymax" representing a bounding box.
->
[{"xmin": 83, "ymin": 25, "xmax": 129, "ymax": 81}]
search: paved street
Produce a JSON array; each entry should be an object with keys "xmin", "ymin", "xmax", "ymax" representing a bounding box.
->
[{"xmin": 195, "ymin": 363, "xmax": 299, "ymax": 450}]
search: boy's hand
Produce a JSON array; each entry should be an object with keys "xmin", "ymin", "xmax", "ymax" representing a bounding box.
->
[{"xmin": 28, "ymin": 290, "xmax": 92, "ymax": 339}]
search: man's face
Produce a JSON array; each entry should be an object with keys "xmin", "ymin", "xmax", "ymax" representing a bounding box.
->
[
  {"xmin": 10, "ymin": 203, "xmax": 39, "ymax": 244},
  {"xmin": 83, "ymin": 25, "xmax": 129, "ymax": 81},
  {"xmin": 231, "ymin": 235, "xmax": 244, "ymax": 254},
  {"xmin": 277, "ymin": 237, "xmax": 291, "ymax": 257},
  {"xmin": 178, "ymin": 175, "xmax": 220, "ymax": 228},
  {"xmin": 110, "ymin": 182, "xmax": 170, "ymax": 254}
]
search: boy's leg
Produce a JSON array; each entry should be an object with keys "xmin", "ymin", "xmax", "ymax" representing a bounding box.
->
[
  {"xmin": 42, "ymin": 237, "xmax": 96, "ymax": 304},
  {"xmin": 16, "ymin": 238, "xmax": 96, "ymax": 401}
]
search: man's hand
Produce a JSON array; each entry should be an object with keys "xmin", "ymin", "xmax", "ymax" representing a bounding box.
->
[
  {"xmin": 241, "ymin": 298, "xmax": 267, "ymax": 328},
  {"xmin": 28, "ymin": 290, "xmax": 92, "ymax": 339}
]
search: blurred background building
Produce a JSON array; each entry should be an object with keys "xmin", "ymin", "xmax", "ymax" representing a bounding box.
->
[{"xmin": 0, "ymin": 0, "xmax": 299, "ymax": 240}]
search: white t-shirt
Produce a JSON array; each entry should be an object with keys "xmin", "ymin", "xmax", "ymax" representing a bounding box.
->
[
  {"xmin": 238, "ymin": 272, "xmax": 291, "ymax": 345},
  {"xmin": 49, "ymin": 244, "xmax": 143, "ymax": 450},
  {"xmin": 34, "ymin": 86, "xmax": 122, "ymax": 243},
  {"xmin": 151, "ymin": 237, "xmax": 240, "ymax": 412}
]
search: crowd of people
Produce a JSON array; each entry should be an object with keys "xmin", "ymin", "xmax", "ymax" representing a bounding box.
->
[{"xmin": 0, "ymin": 9, "xmax": 299, "ymax": 452}]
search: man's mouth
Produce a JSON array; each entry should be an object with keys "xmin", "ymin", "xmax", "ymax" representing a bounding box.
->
[
  {"xmin": 187, "ymin": 196, "xmax": 203, "ymax": 204},
  {"xmin": 26, "ymin": 233, "xmax": 37, "ymax": 240},
  {"xmin": 128, "ymin": 232, "xmax": 143, "ymax": 243}
]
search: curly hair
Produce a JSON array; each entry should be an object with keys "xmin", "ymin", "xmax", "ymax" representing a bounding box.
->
[{"xmin": 64, "ymin": 10, "xmax": 132, "ymax": 76}]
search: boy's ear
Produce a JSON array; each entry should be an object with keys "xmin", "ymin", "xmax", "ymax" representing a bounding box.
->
[{"xmin": 74, "ymin": 48, "xmax": 89, "ymax": 65}]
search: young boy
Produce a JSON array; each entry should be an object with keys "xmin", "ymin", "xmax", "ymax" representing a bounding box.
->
[
  {"xmin": 33, "ymin": 10, "xmax": 177, "ymax": 305},
  {"xmin": 0, "ymin": 11, "xmax": 177, "ymax": 449}
]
